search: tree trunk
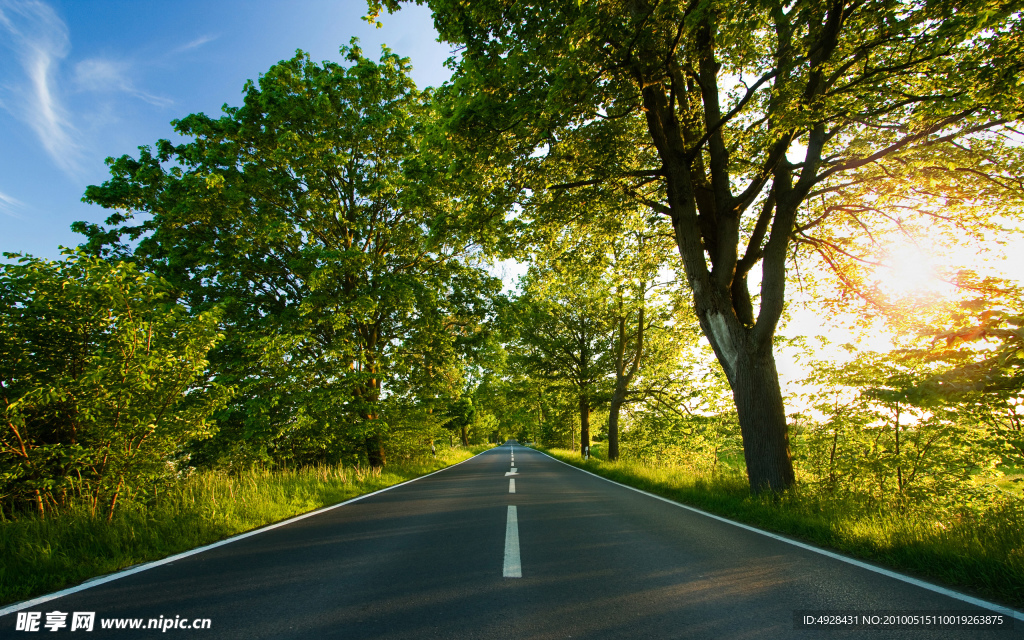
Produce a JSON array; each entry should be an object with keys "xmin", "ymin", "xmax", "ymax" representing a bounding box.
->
[
  {"xmin": 607, "ymin": 388, "xmax": 625, "ymax": 461},
  {"xmin": 579, "ymin": 395, "xmax": 590, "ymax": 457},
  {"xmin": 461, "ymin": 424, "xmax": 469, "ymax": 446},
  {"xmin": 608, "ymin": 305, "xmax": 643, "ymax": 463},
  {"xmin": 640, "ymin": 69, "xmax": 802, "ymax": 494},
  {"xmin": 729, "ymin": 351, "xmax": 795, "ymax": 493},
  {"xmin": 893, "ymin": 403, "xmax": 903, "ymax": 495},
  {"xmin": 365, "ymin": 433, "xmax": 386, "ymax": 469},
  {"xmin": 106, "ymin": 476, "xmax": 124, "ymax": 522},
  {"xmin": 361, "ymin": 368, "xmax": 385, "ymax": 469}
]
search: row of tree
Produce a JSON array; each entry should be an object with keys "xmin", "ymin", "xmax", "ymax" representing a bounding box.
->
[
  {"xmin": 3, "ymin": 46, "xmax": 504, "ymax": 518},
  {"xmin": 3, "ymin": 0, "xmax": 1023, "ymax": 520},
  {"xmin": 388, "ymin": 0, "xmax": 1024, "ymax": 491}
]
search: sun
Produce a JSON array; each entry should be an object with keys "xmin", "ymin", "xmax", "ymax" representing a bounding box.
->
[{"xmin": 873, "ymin": 244, "xmax": 955, "ymax": 301}]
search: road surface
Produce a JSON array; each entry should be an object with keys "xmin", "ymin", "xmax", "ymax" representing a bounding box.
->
[{"xmin": 2, "ymin": 442, "xmax": 1020, "ymax": 638}]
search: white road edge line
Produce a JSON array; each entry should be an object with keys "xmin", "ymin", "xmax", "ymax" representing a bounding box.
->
[
  {"xmin": 0, "ymin": 450, "xmax": 490, "ymax": 618},
  {"xmin": 503, "ymin": 505, "xmax": 522, "ymax": 578},
  {"xmin": 509, "ymin": 478, "xmax": 516, "ymax": 494},
  {"xmin": 536, "ymin": 449, "xmax": 1024, "ymax": 622}
]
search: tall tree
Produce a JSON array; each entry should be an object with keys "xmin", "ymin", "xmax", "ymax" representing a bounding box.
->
[
  {"xmin": 602, "ymin": 227, "xmax": 695, "ymax": 461},
  {"xmin": 76, "ymin": 43, "xmax": 498, "ymax": 468},
  {"xmin": 375, "ymin": 0, "xmax": 1024, "ymax": 491},
  {"xmin": 508, "ymin": 266, "xmax": 615, "ymax": 455}
]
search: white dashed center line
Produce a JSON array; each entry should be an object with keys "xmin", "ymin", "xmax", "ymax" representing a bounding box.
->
[
  {"xmin": 509, "ymin": 478, "xmax": 516, "ymax": 493},
  {"xmin": 503, "ymin": 505, "xmax": 521, "ymax": 578}
]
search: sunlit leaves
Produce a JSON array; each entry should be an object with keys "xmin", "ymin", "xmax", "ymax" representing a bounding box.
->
[{"xmin": 795, "ymin": 348, "xmax": 1010, "ymax": 505}]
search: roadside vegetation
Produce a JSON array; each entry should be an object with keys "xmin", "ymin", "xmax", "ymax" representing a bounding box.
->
[{"xmin": 0, "ymin": 446, "xmax": 489, "ymax": 606}]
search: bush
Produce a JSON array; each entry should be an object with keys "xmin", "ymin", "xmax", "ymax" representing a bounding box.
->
[{"xmin": 0, "ymin": 252, "xmax": 228, "ymax": 520}]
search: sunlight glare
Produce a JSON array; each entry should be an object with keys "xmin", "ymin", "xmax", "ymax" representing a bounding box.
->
[{"xmin": 874, "ymin": 245, "xmax": 955, "ymax": 301}]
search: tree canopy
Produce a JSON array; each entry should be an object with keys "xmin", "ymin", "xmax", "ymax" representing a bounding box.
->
[
  {"xmin": 378, "ymin": 0, "xmax": 1024, "ymax": 491},
  {"xmin": 75, "ymin": 43, "xmax": 500, "ymax": 469}
]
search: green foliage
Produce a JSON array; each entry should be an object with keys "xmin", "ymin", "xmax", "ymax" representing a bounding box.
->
[
  {"xmin": 794, "ymin": 345, "xmax": 1022, "ymax": 507},
  {"xmin": 486, "ymin": 212, "xmax": 737, "ymax": 457},
  {"xmin": 621, "ymin": 413, "xmax": 742, "ymax": 474},
  {"xmin": 535, "ymin": 387, "xmax": 584, "ymax": 449},
  {"xmin": 75, "ymin": 43, "xmax": 500, "ymax": 468},
  {"xmin": 408, "ymin": 0, "xmax": 1024, "ymax": 492},
  {"xmin": 378, "ymin": 398, "xmax": 457, "ymax": 459},
  {"xmin": 471, "ymin": 374, "xmax": 550, "ymax": 445},
  {"xmin": 0, "ymin": 252, "xmax": 227, "ymax": 519},
  {"xmin": 924, "ymin": 305, "xmax": 1024, "ymax": 460},
  {"xmin": 444, "ymin": 396, "xmax": 475, "ymax": 446},
  {"xmin": 506, "ymin": 266, "xmax": 614, "ymax": 404},
  {"xmin": 468, "ymin": 409, "xmax": 499, "ymax": 444}
]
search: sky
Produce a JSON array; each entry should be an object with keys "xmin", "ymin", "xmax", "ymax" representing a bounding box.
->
[{"xmin": 0, "ymin": 0, "xmax": 453, "ymax": 259}]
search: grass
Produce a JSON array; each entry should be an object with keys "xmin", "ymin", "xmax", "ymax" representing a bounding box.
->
[
  {"xmin": 538, "ymin": 445, "xmax": 1024, "ymax": 610},
  {"xmin": 0, "ymin": 445, "xmax": 491, "ymax": 607},
  {"xmin": 993, "ymin": 464, "xmax": 1024, "ymax": 498}
]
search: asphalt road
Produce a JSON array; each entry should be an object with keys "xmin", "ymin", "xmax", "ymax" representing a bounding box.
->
[{"xmin": 2, "ymin": 442, "xmax": 1020, "ymax": 639}]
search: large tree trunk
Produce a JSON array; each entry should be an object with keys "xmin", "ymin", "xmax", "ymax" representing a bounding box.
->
[
  {"xmin": 639, "ymin": 53, "xmax": 803, "ymax": 494},
  {"xmin": 729, "ymin": 351, "xmax": 795, "ymax": 493},
  {"xmin": 579, "ymin": 395, "xmax": 590, "ymax": 457},
  {"xmin": 685, "ymin": 266, "xmax": 798, "ymax": 493},
  {"xmin": 460, "ymin": 424, "xmax": 469, "ymax": 446},
  {"xmin": 694, "ymin": 287, "xmax": 796, "ymax": 493}
]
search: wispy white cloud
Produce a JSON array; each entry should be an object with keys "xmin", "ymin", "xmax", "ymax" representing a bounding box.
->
[
  {"xmin": 171, "ymin": 34, "xmax": 217, "ymax": 55},
  {"xmin": 0, "ymin": 0, "xmax": 83, "ymax": 175},
  {"xmin": 73, "ymin": 57, "xmax": 126, "ymax": 90},
  {"xmin": 0, "ymin": 189, "xmax": 25, "ymax": 218},
  {"xmin": 74, "ymin": 58, "xmax": 172, "ymax": 107}
]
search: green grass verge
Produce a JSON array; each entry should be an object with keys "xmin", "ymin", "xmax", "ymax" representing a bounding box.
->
[
  {"xmin": 537, "ymin": 446, "xmax": 1024, "ymax": 610},
  {"xmin": 0, "ymin": 445, "xmax": 491, "ymax": 606}
]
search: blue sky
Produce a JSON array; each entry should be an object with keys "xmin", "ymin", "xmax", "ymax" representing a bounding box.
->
[{"xmin": 0, "ymin": 0, "xmax": 452, "ymax": 259}]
